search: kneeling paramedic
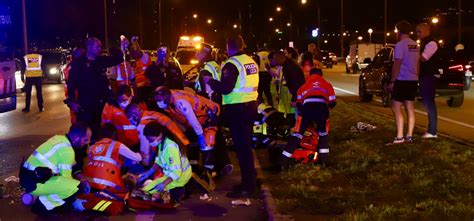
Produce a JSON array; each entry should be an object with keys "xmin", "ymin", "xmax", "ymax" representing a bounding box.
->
[
  {"xmin": 137, "ymin": 121, "xmax": 192, "ymax": 202},
  {"xmin": 154, "ymin": 86, "xmax": 227, "ymax": 174},
  {"xmin": 125, "ymin": 103, "xmax": 190, "ymax": 169},
  {"xmin": 281, "ymin": 68, "xmax": 336, "ymax": 168},
  {"xmin": 83, "ymin": 123, "xmax": 142, "ymax": 193},
  {"xmin": 19, "ymin": 122, "xmax": 92, "ymax": 214}
]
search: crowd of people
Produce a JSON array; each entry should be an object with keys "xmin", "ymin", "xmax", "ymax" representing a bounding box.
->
[{"xmin": 17, "ymin": 32, "xmax": 338, "ymax": 215}]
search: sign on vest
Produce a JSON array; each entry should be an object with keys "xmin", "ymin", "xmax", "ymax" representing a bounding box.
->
[{"xmin": 244, "ymin": 63, "xmax": 258, "ymax": 75}]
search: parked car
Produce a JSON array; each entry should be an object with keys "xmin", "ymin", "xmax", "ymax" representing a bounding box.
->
[
  {"xmin": 320, "ymin": 50, "xmax": 334, "ymax": 68},
  {"xmin": 359, "ymin": 45, "xmax": 465, "ymax": 107},
  {"xmin": 40, "ymin": 49, "xmax": 68, "ymax": 83}
]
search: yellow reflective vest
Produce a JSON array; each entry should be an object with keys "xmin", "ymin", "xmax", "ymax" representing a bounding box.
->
[
  {"xmin": 195, "ymin": 61, "xmax": 221, "ymax": 92},
  {"xmin": 222, "ymin": 54, "xmax": 259, "ymax": 105},
  {"xmin": 24, "ymin": 54, "xmax": 43, "ymax": 78}
]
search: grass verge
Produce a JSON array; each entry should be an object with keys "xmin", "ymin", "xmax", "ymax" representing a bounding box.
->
[{"xmin": 256, "ymin": 100, "xmax": 474, "ymax": 221}]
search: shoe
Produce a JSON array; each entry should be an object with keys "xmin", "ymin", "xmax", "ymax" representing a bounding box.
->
[
  {"xmin": 421, "ymin": 133, "xmax": 438, "ymax": 139},
  {"xmin": 39, "ymin": 107, "xmax": 44, "ymax": 112},
  {"xmin": 22, "ymin": 108, "xmax": 30, "ymax": 112},
  {"xmin": 405, "ymin": 136, "xmax": 414, "ymax": 143},
  {"xmin": 385, "ymin": 137, "xmax": 404, "ymax": 146},
  {"xmin": 220, "ymin": 164, "xmax": 234, "ymax": 176},
  {"xmin": 226, "ymin": 189, "xmax": 259, "ymax": 199}
]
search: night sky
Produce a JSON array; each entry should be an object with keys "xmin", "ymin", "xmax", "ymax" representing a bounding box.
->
[{"xmin": 5, "ymin": 0, "xmax": 474, "ymax": 54}]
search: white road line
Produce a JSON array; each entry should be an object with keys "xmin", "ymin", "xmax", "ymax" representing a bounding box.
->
[{"xmin": 333, "ymin": 87, "xmax": 474, "ymax": 129}]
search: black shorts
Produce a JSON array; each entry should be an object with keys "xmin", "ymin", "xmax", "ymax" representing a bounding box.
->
[{"xmin": 391, "ymin": 80, "xmax": 418, "ymax": 102}]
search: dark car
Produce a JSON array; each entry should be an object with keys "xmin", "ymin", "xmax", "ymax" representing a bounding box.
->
[
  {"xmin": 40, "ymin": 50, "xmax": 68, "ymax": 83},
  {"xmin": 320, "ymin": 50, "xmax": 334, "ymax": 68},
  {"xmin": 359, "ymin": 45, "xmax": 465, "ymax": 107}
]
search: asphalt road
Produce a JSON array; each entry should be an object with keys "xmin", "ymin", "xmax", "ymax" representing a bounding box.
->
[
  {"xmin": 0, "ymin": 84, "xmax": 266, "ymax": 220},
  {"xmin": 322, "ymin": 63, "xmax": 474, "ymax": 144}
]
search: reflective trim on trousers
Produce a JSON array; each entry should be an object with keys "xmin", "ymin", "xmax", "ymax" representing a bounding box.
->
[
  {"xmin": 282, "ymin": 151, "xmax": 293, "ymax": 158},
  {"xmin": 291, "ymin": 133, "xmax": 303, "ymax": 139},
  {"xmin": 319, "ymin": 148, "xmax": 330, "ymax": 154},
  {"xmin": 38, "ymin": 194, "xmax": 65, "ymax": 211}
]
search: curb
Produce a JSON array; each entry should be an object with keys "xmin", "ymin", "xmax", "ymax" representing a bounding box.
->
[{"xmin": 253, "ymin": 150, "xmax": 294, "ymax": 221}]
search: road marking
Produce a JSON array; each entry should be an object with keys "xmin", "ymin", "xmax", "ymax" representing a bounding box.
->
[{"xmin": 333, "ymin": 87, "xmax": 474, "ymax": 129}]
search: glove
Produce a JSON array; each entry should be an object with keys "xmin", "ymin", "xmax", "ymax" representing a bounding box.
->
[
  {"xmin": 197, "ymin": 134, "xmax": 207, "ymax": 151},
  {"xmin": 80, "ymin": 181, "xmax": 91, "ymax": 194},
  {"xmin": 72, "ymin": 199, "xmax": 87, "ymax": 212},
  {"xmin": 137, "ymin": 171, "xmax": 152, "ymax": 186},
  {"xmin": 154, "ymin": 182, "xmax": 166, "ymax": 192}
]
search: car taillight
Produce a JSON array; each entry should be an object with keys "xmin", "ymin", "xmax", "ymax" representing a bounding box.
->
[
  {"xmin": 448, "ymin": 83, "xmax": 464, "ymax": 87},
  {"xmin": 448, "ymin": 65, "xmax": 464, "ymax": 72}
]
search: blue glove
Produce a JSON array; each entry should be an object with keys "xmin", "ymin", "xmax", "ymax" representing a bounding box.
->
[
  {"xmin": 197, "ymin": 134, "xmax": 207, "ymax": 151},
  {"xmin": 73, "ymin": 199, "xmax": 87, "ymax": 211},
  {"xmin": 154, "ymin": 182, "xmax": 166, "ymax": 192},
  {"xmin": 80, "ymin": 181, "xmax": 91, "ymax": 194}
]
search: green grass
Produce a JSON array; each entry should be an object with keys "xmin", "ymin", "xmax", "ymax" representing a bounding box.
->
[{"xmin": 257, "ymin": 100, "xmax": 474, "ymax": 221}]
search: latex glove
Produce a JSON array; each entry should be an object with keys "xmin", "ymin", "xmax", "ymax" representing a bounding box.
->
[
  {"xmin": 80, "ymin": 181, "xmax": 91, "ymax": 194},
  {"xmin": 72, "ymin": 199, "xmax": 87, "ymax": 212},
  {"xmin": 197, "ymin": 134, "xmax": 207, "ymax": 151},
  {"xmin": 154, "ymin": 182, "xmax": 166, "ymax": 192},
  {"xmin": 137, "ymin": 171, "xmax": 151, "ymax": 186}
]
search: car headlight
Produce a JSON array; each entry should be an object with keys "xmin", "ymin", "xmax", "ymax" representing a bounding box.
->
[
  {"xmin": 49, "ymin": 67, "xmax": 59, "ymax": 75},
  {"xmin": 190, "ymin": 59, "xmax": 199, "ymax": 65}
]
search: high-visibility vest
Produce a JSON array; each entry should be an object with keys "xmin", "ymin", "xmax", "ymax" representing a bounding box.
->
[
  {"xmin": 24, "ymin": 54, "xmax": 43, "ymax": 78},
  {"xmin": 114, "ymin": 62, "xmax": 134, "ymax": 85},
  {"xmin": 256, "ymin": 51, "xmax": 270, "ymax": 72},
  {"xmin": 23, "ymin": 135, "xmax": 80, "ymax": 210},
  {"xmin": 166, "ymin": 90, "xmax": 220, "ymax": 127},
  {"xmin": 101, "ymin": 103, "xmax": 139, "ymax": 148},
  {"xmin": 135, "ymin": 54, "xmax": 152, "ymax": 87},
  {"xmin": 139, "ymin": 111, "xmax": 190, "ymax": 147},
  {"xmin": 84, "ymin": 138, "xmax": 126, "ymax": 192},
  {"xmin": 222, "ymin": 54, "xmax": 259, "ymax": 105},
  {"xmin": 195, "ymin": 61, "xmax": 221, "ymax": 92}
]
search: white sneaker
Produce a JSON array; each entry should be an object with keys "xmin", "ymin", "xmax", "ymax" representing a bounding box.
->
[{"xmin": 422, "ymin": 133, "xmax": 438, "ymax": 139}]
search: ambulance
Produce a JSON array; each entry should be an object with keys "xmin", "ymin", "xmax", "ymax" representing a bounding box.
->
[{"xmin": 175, "ymin": 35, "xmax": 204, "ymax": 81}]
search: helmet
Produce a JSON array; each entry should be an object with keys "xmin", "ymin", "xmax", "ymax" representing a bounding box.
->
[{"xmin": 455, "ymin": 44, "xmax": 464, "ymax": 52}]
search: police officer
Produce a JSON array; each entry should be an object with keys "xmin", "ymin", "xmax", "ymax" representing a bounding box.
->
[
  {"xmin": 22, "ymin": 48, "xmax": 44, "ymax": 112},
  {"xmin": 19, "ymin": 122, "xmax": 92, "ymax": 214},
  {"xmin": 280, "ymin": 68, "xmax": 336, "ymax": 168},
  {"xmin": 203, "ymin": 35, "xmax": 259, "ymax": 198},
  {"xmin": 195, "ymin": 43, "xmax": 221, "ymax": 102}
]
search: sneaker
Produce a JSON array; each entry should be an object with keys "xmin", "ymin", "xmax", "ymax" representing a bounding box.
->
[
  {"xmin": 405, "ymin": 136, "xmax": 414, "ymax": 143},
  {"xmin": 421, "ymin": 133, "xmax": 438, "ymax": 139},
  {"xmin": 385, "ymin": 137, "xmax": 404, "ymax": 146},
  {"xmin": 22, "ymin": 108, "xmax": 30, "ymax": 113}
]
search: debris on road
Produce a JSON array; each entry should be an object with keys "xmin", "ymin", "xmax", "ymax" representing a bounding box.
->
[
  {"xmin": 350, "ymin": 122, "xmax": 377, "ymax": 132},
  {"xmin": 231, "ymin": 199, "xmax": 251, "ymax": 206},
  {"xmin": 4, "ymin": 176, "xmax": 19, "ymax": 183},
  {"xmin": 199, "ymin": 193, "xmax": 213, "ymax": 201}
]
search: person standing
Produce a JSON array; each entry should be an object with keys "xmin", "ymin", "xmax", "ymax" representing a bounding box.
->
[
  {"xmin": 203, "ymin": 35, "xmax": 259, "ymax": 198},
  {"xmin": 145, "ymin": 46, "xmax": 184, "ymax": 91},
  {"xmin": 129, "ymin": 36, "xmax": 153, "ymax": 104},
  {"xmin": 194, "ymin": 43, "xmax": 221, "ymax": 101},
  {"xmin": 256, "ymin": 48, "xmax": 273, "ymax": 107},
  {"xmin": 22, "ymin": 48, "xmax": 44, "ymax": 112},
  {"xmin": 65, "ymin": 38, "xmax": 124, "ymax": 140},
  {"xmin": 416, "ymin": 23, "xmax": 439, "ymax": 139},
  {"xmin": 386, "ymin": 21, "xmax": 420, "ymax": 145}
]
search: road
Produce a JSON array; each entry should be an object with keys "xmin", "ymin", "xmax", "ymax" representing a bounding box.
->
[
  {"xmin": 0, "ymin": 84, "xmax": 266, "ymax": 220},
  {"xmin": 323, "ymin": 63, "xmax": 474, "ymax": 144}
]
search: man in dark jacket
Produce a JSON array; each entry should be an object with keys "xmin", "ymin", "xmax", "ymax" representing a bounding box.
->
[
  {"xmin": 145, "ymin": 46, "xmax": 184, "ymax": 91},
  {"xmin": 65, "ymin": 38, "xmax": 123, "ymax": 140}
]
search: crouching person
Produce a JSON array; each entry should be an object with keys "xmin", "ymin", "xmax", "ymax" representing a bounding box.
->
[
  {"xmin": 19, "ymin": 122, "xmax": 92, "ymax": 214},
  {"xmin": 83, "ymin": 123, "xmax": 142, "ymax": 193},
  {"xmin": 137, "ymin": 122, "xmax": 192, "ymax": 203}
]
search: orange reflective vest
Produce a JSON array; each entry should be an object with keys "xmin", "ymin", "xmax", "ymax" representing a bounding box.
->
[
  {"xmin": 84, "ymin": 138, "xmax": 126, "ymax": 192},
  {"xmin": 139, "ymin": 111, "xmax": 190, "ymax": 147},
  {"xmin": 166, "ymin": 90, "xmax": 220, "ymax": 127},
  {"xmin": 135, "ymin": 54, "xmax": 152, "ymax": 87},
  {"xmin": 102, "ymin": 103, "xmax": 140, "ymax": 148},
  {"xmin": 296, "ymin": 74, "xmax": 336, "ymax": 105}
]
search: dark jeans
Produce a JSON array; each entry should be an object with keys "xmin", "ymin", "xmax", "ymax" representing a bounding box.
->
[
  {"xmin": 223, "ymin": 101, "xmax": 258, "ymax": 191},
  {"xmin": 257, "ymin": 72, "xmax": 273, "ymax": 107},
  {"xmin": 419, "ymin": 74, "xmax": 437, "ymax": 135},
  {"xmin": 24, "ymin": 77, "xmax": 43, "ymax": 110},
  {"xmin": 76, "ymin": 102, "xmax": 106, "ymax": 141},
  {"xmin": 284, "ymin": 102, "xmax": 330, "ymax": 163}
]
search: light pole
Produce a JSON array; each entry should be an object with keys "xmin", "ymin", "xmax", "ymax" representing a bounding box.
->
[
  {"xmin": 368, "ymin": 28, "xmax": 373, "ymax": 43},
  {"xmin": 21, "ymin": 0, "xmax": 28, "ymax": 54},
  {"xmin": 458, "ymin": 0, "xmax": 462, "ymax": 44},
  {"xmin": 158, "ymin": 0, "xmax": 162, "ymax": 45},
  {"xmin": 104, "ymin": 0, "xmax": 109, "ymax": 51},
  {"xmin": 384, "ymin": 0, "xmax": 387, "ymax": 44},
  {"xmin": 340, "ymin": 0, "xmax": 344, "ymax": 58}
]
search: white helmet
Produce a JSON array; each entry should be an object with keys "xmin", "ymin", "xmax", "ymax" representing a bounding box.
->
[{"xmin": 455, "ymin": 44, "xmax": 464, "ymax": 52}]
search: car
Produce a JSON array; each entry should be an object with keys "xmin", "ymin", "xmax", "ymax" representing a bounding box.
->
[
  {"xmin": 320, "ymin": 50, "xmax": 334, "ymax": 68},
  {"xmin": 359, "ymin": 45, "xmax": 465, "ymax": 107},
  {"xmin": 40, "ymin": 49, "xmax": 68, "ymax": 83},
  {"xmin": 329, "ymin": 52, "xmax": 338, "ymax": 65}
]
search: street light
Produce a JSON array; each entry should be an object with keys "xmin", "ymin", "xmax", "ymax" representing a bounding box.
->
[
  {"xmin": 233, "ymin": 24, "xmax": 238, "ymax": 29},
  {"xmin": 269, "ymin": 17, "xmax": 273, "ymax": 22},
  {"xmin": 275, "ymin": 28, "xmax": 280, "ymax": 33},
  {"xmin": 386, "ymin": 32, "xmax": 390, "ymax": 36},
  {"xmin": 287, "ymin": 22, "xmax": 291, "ymax": 27},
  {"xmin": 324, "ymin": 40, "xmax": 328, "ymax": 44},
  {"xmin": 358, "ymin": 36, "xmax": 363, "ymax": 41},
  {"xmin": 431, "ymin": 17, "xmax": 439, "ymax": 25},
  {"xmin": 276, "ymin": 6, "xmax": 281, "ymax": 12},
  {"xmin": 301, "ymin": 0, "xmax": 307, "ymax": 4},
  {"xmin": 193, "ymin": 14, "xmax": 198, "ymax": 19},
  {"xmin": 207, "ymin": 19, "xmax": 212, "ymax": 24},
  {"xmin": 368, "ymin": 28, "xmax": 373, "ymax": 43}
]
